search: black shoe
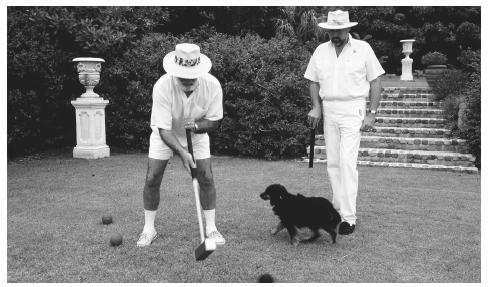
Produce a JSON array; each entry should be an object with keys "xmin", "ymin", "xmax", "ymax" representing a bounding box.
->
[{"xmin": 339, "ymin": 222, "xmax": 356, "ymax": 235}]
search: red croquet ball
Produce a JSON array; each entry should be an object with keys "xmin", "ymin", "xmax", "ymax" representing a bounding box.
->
[
  {"xmin": 110, "ymin": 233, "xmax": 123, "ymax": 246},
  {"xmin": 102, "ymin": 215, "xmax": 113, "ymax": 225}
]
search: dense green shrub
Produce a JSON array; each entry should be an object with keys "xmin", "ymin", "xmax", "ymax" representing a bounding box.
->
[
  {"xmin": 421, "ymin": 51, "xmax": 448, "ymax": 66},
  {"xmin": 431, "ymin": 49, "xmax": 480, "ymax": 169},
  {"xmin": 102, "ymin": 30, "xmax": 312, "ymax": 159},
  {"xmin": 459, "ymin": 71, "xmax": 480, "ymax": 168},
  {"xmin": 202, "ymin": 33, "xmax": 311, "ymax": 158},
  {"xmin": 457, "ymin": 50, "xmax": 481, "ymax": 168},
  {"xmin": 430, "ymin": 69, "xmax": 467, "ymax": 134},
  {"xmin": 7, "ymin": 7, "xmax": 164, "ymax": 157},
  {"xmin": 7, "ymin": 7, "xmax": 481, "ymax": 160},
  {"xmin": 456, "ymin": 22, "xmax": 481, "ymax": 50},
  {"xmin": 458, "ymin": 49, "xmax": 480, "ymax": 73},
  {"xmin": 430, "ymin": 69, "xmax": 467, "ymax": 101}
]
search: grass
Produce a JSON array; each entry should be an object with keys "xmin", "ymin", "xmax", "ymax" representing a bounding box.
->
[{"xmin": 7, "ymin": 151, "xmax": 481, "ymax": 283}]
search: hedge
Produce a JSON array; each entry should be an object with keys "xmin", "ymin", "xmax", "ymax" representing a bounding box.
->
[
  {"xmin": 8, "ymin": 7, "xmax": 481, "ymax": 164},
  {"xmin": 100, "ymin": 30, "xmax": 312, "ymax": 159}
]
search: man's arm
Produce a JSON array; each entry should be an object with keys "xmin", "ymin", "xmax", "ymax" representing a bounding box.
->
[
  {"xmin": 158, "ymin": 128, "xmax": 195, "ymax": 170},
  {"xmin": 368, "ymin": 77, "xmax": 382, "ymax": 112},
  {"xmin": 190, "ymin": 119, "xmax": 221, "ymax": 134},
  {"xmin": 361, "ymin": 77, "xmax": 382, "ymax": 131},
  {"xmin": 307, "ymin": 81, "xmax": 322, "ymax": 129}
]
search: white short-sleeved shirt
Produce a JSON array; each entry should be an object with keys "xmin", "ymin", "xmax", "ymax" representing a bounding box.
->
[
  {"xmin": 150, "ymin": 73, "xmax": 223, "ymax": 143},
  {"xmin": 304, "ymin": 34, "xmax": 385, "ymax": 101}
]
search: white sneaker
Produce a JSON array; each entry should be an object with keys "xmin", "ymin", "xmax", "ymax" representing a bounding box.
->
[
  {"xmin": 207, "ymin": 230, "xmax": 226, "ymax": 245},
  {"xmin": 136, "ymin": 230, "xmax": 157, "ymax": 247}
]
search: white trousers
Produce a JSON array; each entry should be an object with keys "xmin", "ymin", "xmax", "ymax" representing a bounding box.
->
[{"xmin": 322, "ymin": 99, "xmax": 366, "ymax": 225}]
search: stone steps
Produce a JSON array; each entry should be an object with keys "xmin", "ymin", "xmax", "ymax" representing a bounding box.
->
[
  {"xmin": 381, "ymin": 91, "xmax": 435, "ymax": 101},
  {"xmin": 376, "ymin": 108, "xmax": 444, "ymax": 118},
  {"xmin": 314, "ymin": 135, "xmax": 468, "ymax": 153},
  {"xmin": 362, "ymin": 126, "xmax": 450, "ymax": 138},
  {"xmin": 307, "ymin": 146, "xmax": 476, "ymax": 168},
  {"xmin": 382, "ymin": 87, "xmax": 432, "ymax": 93},
  {"xmin": 302, "ymin": 158, "xmax": 478, "ymax": 174},
  {"xmin": 301, "ymin": 85, "xmax": 478, "ymax": 173},
  {"xmin": 370, "ymin": 100, "xmax": 443, "ymax": 109},
  {"xmin": 375, "ymin": 117, "xmax": 447, "ymax": 128}
]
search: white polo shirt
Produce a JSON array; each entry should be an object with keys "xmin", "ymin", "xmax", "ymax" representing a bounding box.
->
[
  {"xmin": 304, "ymin": 34, "xmax": 385, "ymax": 101},
  {"xmin": 150, "ymin": 73, "xmax": 223, "ymax": 143}
]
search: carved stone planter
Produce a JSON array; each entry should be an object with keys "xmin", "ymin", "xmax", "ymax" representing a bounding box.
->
[{"xmin": 71, "ymin": 57, "xmax": 110, "ymax": 159}]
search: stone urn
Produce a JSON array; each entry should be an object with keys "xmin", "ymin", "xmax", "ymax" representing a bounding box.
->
[
  {"xmin": 71, "ymin": 57, "xmax": 110, "ymax": 159},
  {"xmin": 73, "ymin": 57, "xmax": 105, "ymax": 98},
  {"xmin": 400, "ymin": 39, "xmax": 415, "ymax": 81}
]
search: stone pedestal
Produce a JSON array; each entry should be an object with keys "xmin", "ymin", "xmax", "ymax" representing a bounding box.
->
[
  {"xmin": 400, "ymin": 39, "xmax": 415, "ymax": 81},
  {"xmin": 71, "ymin": 98, "xmax": 110, "ymax": 159},
  {"xmin": 72, "ymin": 57, "xmax": 110, "ymax": 159},
  {"xmin": 401, "ymin": 57, "xmax": 414, "ymax": 81}
]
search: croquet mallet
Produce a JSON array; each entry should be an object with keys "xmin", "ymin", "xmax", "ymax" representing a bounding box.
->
[
  {"xmin": 186, "ymin": 129, "xmax": 217, "ymax": 261},
  {"xmin": 309, "ymin": 125, "xmax": 316, "ymax": 168}
]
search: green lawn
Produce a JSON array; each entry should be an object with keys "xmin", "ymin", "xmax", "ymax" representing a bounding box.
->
[{"xmin": 7, "ymin": 152, "xmax": 481, "ymax": 283}]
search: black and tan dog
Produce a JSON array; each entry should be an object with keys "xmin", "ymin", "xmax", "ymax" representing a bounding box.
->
[{"xmin": 260, "ymin": 183, "xmax": 341, "ymax": 246}]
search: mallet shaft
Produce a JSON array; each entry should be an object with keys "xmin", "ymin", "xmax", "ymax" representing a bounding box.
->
[
  {"xmin": 309, "ymin": 127, "xmax": 315, "ymax": 168},
  {"xmin": 186, "ymin": 130, "xmax": 216, "ymax": 261}
]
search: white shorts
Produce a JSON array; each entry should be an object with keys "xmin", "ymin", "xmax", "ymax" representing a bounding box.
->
[{"xmin": 148, "ymin": 132, "xmax": 211, "ymax": 160}]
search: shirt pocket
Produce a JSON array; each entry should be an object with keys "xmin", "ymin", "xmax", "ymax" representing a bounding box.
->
[{"xmin": 345, "ymin": 56, "xmax": 366, "ymax": 78}]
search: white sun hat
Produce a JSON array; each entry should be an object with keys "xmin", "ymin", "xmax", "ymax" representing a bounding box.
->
[
  {"xmin": 318, "ymin": 10, "xmax": 358, "ymax": 30},
  {"xmin": 163, "ymin": 43, "xmax": 212, "ymax": 79}
]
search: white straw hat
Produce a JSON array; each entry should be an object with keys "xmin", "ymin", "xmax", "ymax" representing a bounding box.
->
[
  {"xmin": 163, "ymin": 43, "xmax": 212, "ymax": 79},
  {"xmin": 318, "ymin": 10, "xmax": 358, "ymax": 30}
]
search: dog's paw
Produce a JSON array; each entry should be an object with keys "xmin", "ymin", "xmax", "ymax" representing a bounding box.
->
[{"xmin": 271, "ymin": 222, "xmax": 285, "ymax": 235}]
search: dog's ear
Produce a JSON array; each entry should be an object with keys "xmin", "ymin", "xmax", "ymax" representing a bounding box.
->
[{"xmin": 276, "ymin": 184, "xmax": 289, "ymax": 200}]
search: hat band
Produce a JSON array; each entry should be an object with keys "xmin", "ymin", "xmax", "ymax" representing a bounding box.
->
[
  {"xmin": 329, "ymin": 19, "xmax": 348, "ymax": 26},
  {"xmin": 174, "ymin": 55, "xmax": 201, "ymax": 67}
]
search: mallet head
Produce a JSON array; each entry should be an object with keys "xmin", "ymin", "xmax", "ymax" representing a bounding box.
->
[{"xmin": 195, "ymin": 238, "xmax": 216, "ymax": 261}]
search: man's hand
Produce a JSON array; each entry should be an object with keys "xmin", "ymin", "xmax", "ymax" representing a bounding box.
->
[
  {"xmin": 184, "ymin": 118, "xmax": 197, "ymax": 132},
  {"xmin": 307, "ymin": 107, "xmax": 322, "ymax": 129},
  {"xmin": 178, "ymin": 150, "xmax": 196, "ymax": 172},
  {"xmin": 360, "ymin": 113, "xmax": 376, "ymax": 132}
]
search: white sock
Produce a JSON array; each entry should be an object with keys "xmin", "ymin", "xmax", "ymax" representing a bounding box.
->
[
  {"xmin": 203, "ymin": 209, "xmax": 217, "ymax": 235},
  {"xmin": 143, "ymin": 209, "xmax": 157, "ymax": 233}
]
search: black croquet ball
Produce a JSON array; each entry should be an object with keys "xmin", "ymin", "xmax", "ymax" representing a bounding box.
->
[
  {"xmin": 258, "ymin": 273, "xmax": 274, "ymax": 282},
  {"xmin": 110, "ymin": 233, "xmax": 123, "ymax": 246},
  {"xmin": 102, "ymin": 215, "xmax": 113, "ymax": 225}
]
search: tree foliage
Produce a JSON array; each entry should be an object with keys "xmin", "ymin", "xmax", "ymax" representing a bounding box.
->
[{"xmin": 7, "ymin": 6, "xmax": 481, "ymax": 162}]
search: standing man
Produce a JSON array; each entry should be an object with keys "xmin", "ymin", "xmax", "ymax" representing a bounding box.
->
[
  {"xmin": 304, "ymin": 10, "xmax": 385, "ymax": 235},
  {"xmin": 137, "ymin": 43, "xmax": 225, "ymax": 247}
]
